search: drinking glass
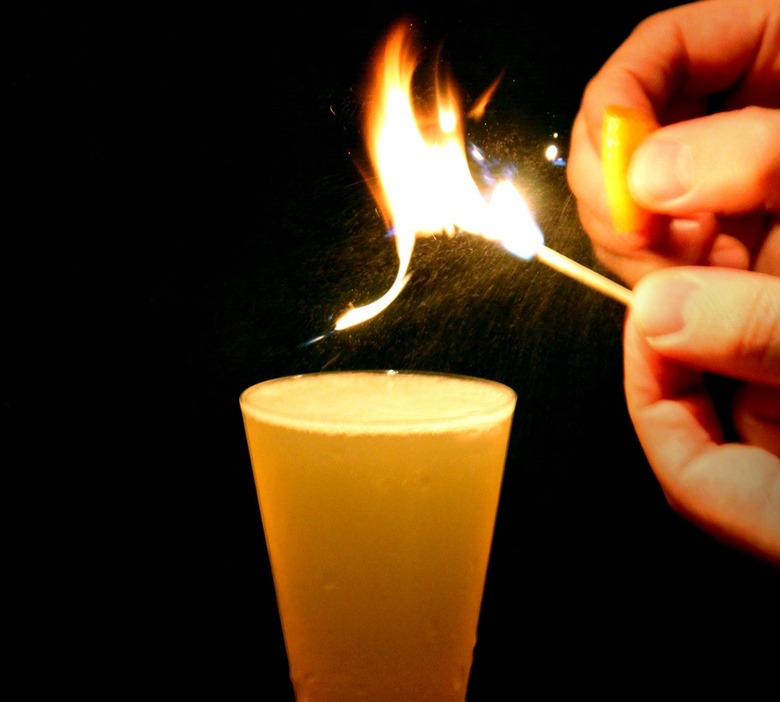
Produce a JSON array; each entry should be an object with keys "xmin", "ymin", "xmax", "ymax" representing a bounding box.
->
[{"xmin": 239, "ymin": 370, "xmax": 516, "ymax": 701}]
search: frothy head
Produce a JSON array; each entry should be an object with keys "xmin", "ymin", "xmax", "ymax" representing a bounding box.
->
[{"xmin": 240, "ymin": 371, "xmax": 517, "ymax": 435}]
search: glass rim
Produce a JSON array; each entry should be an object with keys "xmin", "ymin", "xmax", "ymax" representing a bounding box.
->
[{"xmin": 239, "ymin": 369, "xmax": 517, "ymax": 434}]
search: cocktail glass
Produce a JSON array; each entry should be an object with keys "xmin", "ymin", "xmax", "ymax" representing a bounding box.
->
[{"xmin": 239, "ymin": 370, "xmax": 516, "ymax": 701}]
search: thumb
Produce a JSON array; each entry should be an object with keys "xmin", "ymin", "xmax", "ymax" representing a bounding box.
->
[
  {"xmin": 627, "ymin": 107, "xmax": 780, "ymax": 215},
  {"xmin": 631, "ymin": 266, "xmax": 780, "ymax": 385}
]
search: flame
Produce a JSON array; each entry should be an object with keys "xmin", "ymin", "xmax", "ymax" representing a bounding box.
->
[
  {"xmin": 335, "ymin": 21, "xmax": 543, "ymax": 331},
  {"xmin": 467, "ymin": 69, "xmax": 505, "ymax": 121}
]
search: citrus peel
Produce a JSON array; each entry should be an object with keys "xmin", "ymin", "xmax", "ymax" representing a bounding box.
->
[{"xmin": 601, "ymin": 105, "xmax": 657, "ymax": 233}]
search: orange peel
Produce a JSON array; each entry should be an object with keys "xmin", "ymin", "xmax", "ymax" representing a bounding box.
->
[{"xmin": 601, "ymin": 105, "xmax": 657, "ymax": 233}]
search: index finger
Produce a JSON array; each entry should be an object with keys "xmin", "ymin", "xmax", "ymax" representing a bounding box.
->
[{"xmin": 580, "ymin": 0, "xmax": 779, "ymax": 146}]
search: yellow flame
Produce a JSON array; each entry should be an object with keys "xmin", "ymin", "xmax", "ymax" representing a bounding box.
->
[{"xmin": 335, "ymin": 21, "xmax": 543, "ymax": 331}]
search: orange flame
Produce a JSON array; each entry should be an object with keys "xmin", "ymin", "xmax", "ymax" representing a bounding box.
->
[{"xmin": 335, "ymin": 20, "xmax": 543, "ymax": 331}]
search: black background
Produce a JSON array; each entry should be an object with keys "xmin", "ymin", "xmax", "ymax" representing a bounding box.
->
[{"xmin": 8, "ymin": 1, "xmax": 778, "ymax": 697}]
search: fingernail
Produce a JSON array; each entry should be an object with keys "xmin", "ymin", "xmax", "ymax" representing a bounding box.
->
[
  {"xmin": 629, "ymin": 139, "xmax": 694, "ymax": 203},
  {"xmin": 633, "ymin": 277, "xmax": 699, "ymax": 337}
]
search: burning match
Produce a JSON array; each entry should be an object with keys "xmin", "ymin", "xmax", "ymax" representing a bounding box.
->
[{"xmin": 332, "ymin": 20, "xmax": 634, "ymax": 333}]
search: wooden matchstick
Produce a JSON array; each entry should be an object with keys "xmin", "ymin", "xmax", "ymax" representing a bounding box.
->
[{"xmin": 534, "ymin": 245, "xmax": 634, "ymax": 306}]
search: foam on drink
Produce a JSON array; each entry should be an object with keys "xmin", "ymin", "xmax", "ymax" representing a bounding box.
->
[{"xmin": 240, "ymin": 370, "xmax": 516, "ymax": 433}]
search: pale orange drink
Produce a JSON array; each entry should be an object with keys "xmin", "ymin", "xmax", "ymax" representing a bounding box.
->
[{"xmin": 239, "ymin": 370, "xmax": 516, "ymax": 701}]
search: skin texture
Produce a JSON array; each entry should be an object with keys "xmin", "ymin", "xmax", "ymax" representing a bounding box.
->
[{"xmin": 567, "ymin": 0, "xmax": 780, "ymax": 565}]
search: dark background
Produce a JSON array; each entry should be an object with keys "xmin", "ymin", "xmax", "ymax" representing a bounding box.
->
[{"xmin": 8, "ymin": 1, "xmax": 778, "ymax": 697}]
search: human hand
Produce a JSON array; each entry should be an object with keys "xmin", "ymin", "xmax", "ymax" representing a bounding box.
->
[
  {"xmin": 567, "ymin": 0, "xmax": 780, "ymax": 565},
  {"xmin": 625, "ymin": 265, "xmax": 780, "ymax": 565},
  {"xmin": 567, "ymin": 0, "xmax": 780, "ymax": 287}
]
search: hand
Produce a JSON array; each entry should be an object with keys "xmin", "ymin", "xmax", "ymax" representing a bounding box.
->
[
  {"xmin": 625, "ymin": 265, "xmax": 780, "ymax": 565},
  {"xmin": 566, "ymin": 0, "xmax": 780, "ymax": 565},
  {"xmin": 567, "ymin": 0, "xmax": 780, "ymax": 287}
]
